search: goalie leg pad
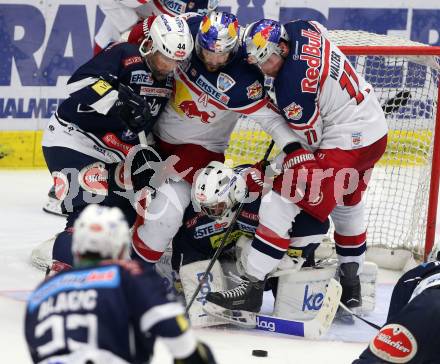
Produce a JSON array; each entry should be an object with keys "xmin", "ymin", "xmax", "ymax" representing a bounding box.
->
[
  {"xmin": 273, "ymin": 265, "xmax": 337, "ymax": 320},
  {"xmin": 180, "ymin": 259, "xmax": 228, "ymax": 328}
]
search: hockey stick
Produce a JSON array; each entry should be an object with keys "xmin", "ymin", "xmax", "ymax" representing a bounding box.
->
[
  {"xmin": 185, "ymin": 140, "xmax": 276, "ymax": 313},
  {"xmin": 338, "ymin": 302, "xmax": 381, "ymax": 330},
  {"xmin": 203, "ymin": 278, "xmax": 342, "ymax": 339}
]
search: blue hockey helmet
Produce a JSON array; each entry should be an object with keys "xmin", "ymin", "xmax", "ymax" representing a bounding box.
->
[
  {"xmin": 195, "ymin": 11, "xmax": 239, "ymax": 69},
  {"xmin": 243, "ymin": 19, "xmax": 289, "ymax": 66}
]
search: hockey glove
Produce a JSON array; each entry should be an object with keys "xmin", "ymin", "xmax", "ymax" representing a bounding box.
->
[
  {"xmin": 174, "ymin": 341, "xmax": 217, "ymax": 364},
  {"xmin": 273, "ymin": 142, "xmax": 335, "ymax": 222},
  {"xmin": 244, "ymin": 160, "xmax": 269, "ymax": 194},
  {"xmin": 113, "ymin": 83, "xmax": 154, "ymax": 134},
  {"xmin": 273, "ymin": 142, "xmax": 317, "ymax": 198},
  {"xmin": 244, "ymin": 157, "xmax": 282, "ymax": 194}
]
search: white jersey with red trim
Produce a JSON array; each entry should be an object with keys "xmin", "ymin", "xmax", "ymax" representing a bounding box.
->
[
  {"xmin": 153, "ymin": 15, "xmax": 287, "ymax": 153},
  {"xmin": 273, "ymin": 20, "xmax": 387, "ymax": 151}
]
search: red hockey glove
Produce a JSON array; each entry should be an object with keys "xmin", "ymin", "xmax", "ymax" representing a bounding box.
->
[{"xmin": 274, "ymin": 142, "xmax": 334, "ymax": 222}]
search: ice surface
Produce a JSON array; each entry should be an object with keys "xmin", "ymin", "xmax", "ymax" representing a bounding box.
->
[{"xmin": 0, "ymin": 170, "xmax": 435, "ymax": 363}]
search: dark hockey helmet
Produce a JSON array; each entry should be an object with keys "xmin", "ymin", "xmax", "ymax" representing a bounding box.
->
[
  {"xmin": 195, "ymin": 11, "xmax": 239, "ymax": 70},
  {"xmin": 243, "ymin": 19, "xmax": 289, "ymax": 66}
]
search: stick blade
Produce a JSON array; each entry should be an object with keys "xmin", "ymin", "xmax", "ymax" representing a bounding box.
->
[
  {"xmin": 202, "ymin": 301, "xmax": 257, "ymax": 328},
  {"xmin": 303, "ymin": 278, "xmax": 342, "ymax": 339}
]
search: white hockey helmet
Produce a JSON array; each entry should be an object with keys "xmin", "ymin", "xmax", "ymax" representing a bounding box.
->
[
  {"xmin": 72, "ymin": 204, "xmax": 130, "ymax": 261},
  {"xmin": 139, "ymin": 14, "xmax": 194, "ymax": 61},
  {"xmin": 243, "ymin": 19, "xmax": 289, "ymax": 66},
  {"xmin": 193, "ymin": 161, "xmax": 247, "ymax": 220}
]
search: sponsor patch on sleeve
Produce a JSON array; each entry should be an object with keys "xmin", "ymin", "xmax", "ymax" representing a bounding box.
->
[
  {"xmin": 246, "ymin": 80, "xmax": 263, "ymax": 100},
  {"xmin": 369, "ymin": 323, "xmax": 417, "ymax": 363},
  {"xmin": 91, "ymin": 79, "xmax": 112, "ymax": 96},
  {"xmin": 283, "ymin": 101, "xmax": 303, "ymax": 120},
  {"xmin": 123, "ymin": 56, "xmax": 143, "ymax": 67}
]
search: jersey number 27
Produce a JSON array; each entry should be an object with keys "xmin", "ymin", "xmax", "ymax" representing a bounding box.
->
[{"xmin": 35, "ymin": 314, "xmax": 98, "ymax": 357}]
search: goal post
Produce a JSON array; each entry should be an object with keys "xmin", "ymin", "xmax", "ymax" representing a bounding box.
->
[{"xmin": 225, "ymin": 31, "xmax": 440, "ymax": 266}]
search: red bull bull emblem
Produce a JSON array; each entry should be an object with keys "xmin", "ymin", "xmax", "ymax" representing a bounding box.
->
[
  {"xmin": 252, "ymin": 25, "xmax": 275, "ymax": 48},
  {"xmin": 246, "ymin": 80, "xmax": 263, "ymax": 100},
  {"xmin": 179, "ymin": 100, "xmax": 216, "ymax": 123},
  {"xmin": 283, "ymin": 101, "xmax": 303, "ymax": 120}
]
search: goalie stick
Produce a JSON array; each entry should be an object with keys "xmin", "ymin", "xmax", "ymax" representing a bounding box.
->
[
  {"xmin": 185, "ymin": 140, "xmax": 275, "ymax": 313},
  {"xmin": 203, "ymin": 278, "xmax": 342, "ymax": 339}
]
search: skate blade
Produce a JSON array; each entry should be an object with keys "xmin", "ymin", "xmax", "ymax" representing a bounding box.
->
[{"xmin": 202, "ymin": 301, "xmax": 257, "ymax": 328}]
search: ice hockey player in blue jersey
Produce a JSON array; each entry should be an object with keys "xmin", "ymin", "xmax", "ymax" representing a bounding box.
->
[
  {"xmin": 40, "ymin": 15, "xmax": 193, "ymax": 270},
  {"xmin": 173, "ymin": 161, "xmax": 324, "ymax": 270},
  {"xmin": 206, "ymin": 18, "xmax": 387, "ymax": 315},
  {"xmin": 353, "ymin": 247, "xmax": 440, "ymax": 364},
  {"xmin": 168, "ymin": 161, "xmax": 329, "ymax": 326},
  {"xmin": 25, "ymin": 204, "xmax": 217, "ymax": 364}
]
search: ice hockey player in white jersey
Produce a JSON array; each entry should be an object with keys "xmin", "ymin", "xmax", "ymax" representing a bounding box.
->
[
  {"xmin": 203, "ymin": 19, "xmax": 388, "ymax": 316},
  {"xmin": 41, "ymin": 15, "xmax": 193, "ymax": 269},
  {"xmin": 25, "ymin": 204, "xmax": 217, "ymax": 364},
  {"xmin": 353, "ymin": 246, "xmax": 440, "ymax": 363},
  {"xmin": 127, "ymin": 11, "xmax": 297, "ymax": 266},
  {"xmin": 94, "ymin": 0, "xmax": 217, "ymax": 55}
]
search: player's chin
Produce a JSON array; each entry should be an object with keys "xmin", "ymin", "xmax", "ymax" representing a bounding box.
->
[{"xmin": 204, "ymin": 63, "xmax": 222, "ymax": 72}]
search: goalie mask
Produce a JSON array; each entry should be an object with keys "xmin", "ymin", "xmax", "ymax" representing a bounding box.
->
[
  {"xmin": 72, "ymin": 204, "xmax": 130, "ymax": 262},
  {"xmin": 243, "ymin": 19, "xmax": 289, "ymax": 66},
  {"xmin": 193, "ymin": 161, "xmax": 247, "ymax": 220}
]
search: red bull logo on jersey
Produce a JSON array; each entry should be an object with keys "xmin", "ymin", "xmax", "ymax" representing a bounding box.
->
[
  {"xmin": 370, "ymin": 324, "xmax": 418, "ymax": 363},
  {"xmin": 246, "ymin": 80, "xmax": 263, "ymax": 100},
  {"xmin": 300, "ymin": 29, "xmax": 322, "ymax": 94},
  {"xmin": 178, "ymin": 100, "xmax": 216, "ymax": 123},
  {"xmin": 283, "ymin": 101, "xmax": 303, "ymax": 120}
]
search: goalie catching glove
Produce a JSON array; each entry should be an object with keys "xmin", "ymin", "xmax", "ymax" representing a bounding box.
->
[{"xmin": 111, "ymin": 83, "xmax": 154, "ymax": 134}]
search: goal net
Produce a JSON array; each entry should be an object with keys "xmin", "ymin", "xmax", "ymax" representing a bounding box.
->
[{"xmin": 225, "ymin": 30, "xmax": 440, "ymax": 267}]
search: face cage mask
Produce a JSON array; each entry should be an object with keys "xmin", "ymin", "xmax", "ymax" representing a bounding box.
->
[{"xmin": 200, "ymin": 201, "xmax": 229, "ymax": 219}]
